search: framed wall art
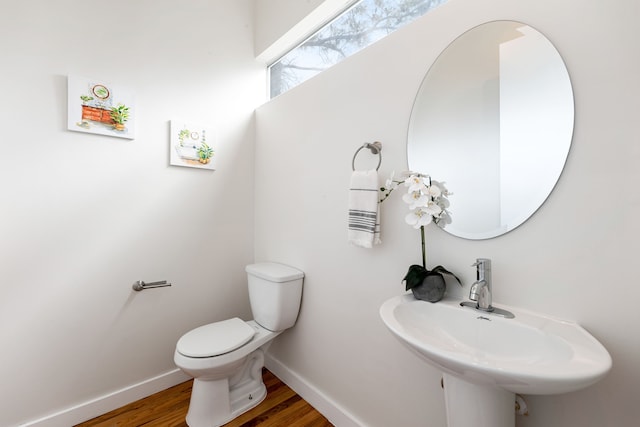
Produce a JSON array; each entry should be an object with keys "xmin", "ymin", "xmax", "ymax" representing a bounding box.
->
[
  {"xmin": 68, "ymin": 75, "xmax": 136, "ymax": 139},
  {"xmin": 169, "ymin": 120, "xmax": 216, "ymax": 170}
]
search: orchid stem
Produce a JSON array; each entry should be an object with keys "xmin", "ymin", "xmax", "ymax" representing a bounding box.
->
[{"xmin": 420, "ymin": 225, "xmax": 426, "ymax": 268}]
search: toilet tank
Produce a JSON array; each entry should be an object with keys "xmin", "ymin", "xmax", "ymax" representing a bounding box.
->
[{"xmin": 245, "ymin": 262, "xmax": 304, "ymax": 332}]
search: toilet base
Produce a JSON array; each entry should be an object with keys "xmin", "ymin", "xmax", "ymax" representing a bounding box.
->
[{"xmin": 186, "ymin": 349, "xmax": 267, "ymax": 427}]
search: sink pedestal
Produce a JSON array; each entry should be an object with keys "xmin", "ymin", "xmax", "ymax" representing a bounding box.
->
[{"xmin": 443, "ymin": 374, "xmax": 515, "ymax": 427}]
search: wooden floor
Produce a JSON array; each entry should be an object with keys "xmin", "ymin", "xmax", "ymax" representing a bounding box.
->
[{"xmin": 75, "ymin": 369, "xmax": 333, "ymax": 427}]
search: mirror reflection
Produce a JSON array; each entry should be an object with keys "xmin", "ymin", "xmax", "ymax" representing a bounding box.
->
[{"xmin": 408, "ymin": 21, "xmax": 574, "ymax": 239}]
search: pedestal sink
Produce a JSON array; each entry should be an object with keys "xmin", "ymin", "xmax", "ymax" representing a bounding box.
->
[{"xmin": 379, "ymin": 294, "xmax": 611, "ymax": 427}]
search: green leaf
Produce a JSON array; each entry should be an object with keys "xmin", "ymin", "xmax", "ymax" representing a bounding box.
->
[
  {"xmin": 431, "ymin": 265, "xmax": 462, "ymax": 285},
  {"xmin": 402, "ymin": 264, "xmax": 428, "ymax": 291},
  {"xmin": 402, "ymin": 264, "xmax": 462, "ymax": 292}
]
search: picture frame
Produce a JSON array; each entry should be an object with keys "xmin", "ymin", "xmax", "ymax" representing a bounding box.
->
[
  {"xmin": 67, "ymin": 75, "xmax": 135, "ymax": 139},
  {"xmin": 169, "ymin": 120, "xmax": 216, "ymax": 170}
]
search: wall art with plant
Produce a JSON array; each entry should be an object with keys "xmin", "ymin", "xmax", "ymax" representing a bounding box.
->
[
  {"xmin": 67, "ymin": 75, "xmax": 135, "ymax": 139},
  {"xmin": 169, "ymin": 120, "xmax": 216, "ymax": 170}
]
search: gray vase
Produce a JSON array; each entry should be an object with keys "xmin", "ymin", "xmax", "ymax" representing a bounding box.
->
[{"xmin": 411, "ymin": 274, "xmax": 446, "ymax": 302}]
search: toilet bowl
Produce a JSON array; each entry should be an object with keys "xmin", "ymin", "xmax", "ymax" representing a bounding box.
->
[{"xmin": 174, "ymin": 262, "xmax": 304, "ymax": 427}]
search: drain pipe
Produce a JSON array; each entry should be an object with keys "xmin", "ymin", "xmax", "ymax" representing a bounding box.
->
[{"xmin": 515, "ymin": 394, "xmax": 529, "ymax": 416}]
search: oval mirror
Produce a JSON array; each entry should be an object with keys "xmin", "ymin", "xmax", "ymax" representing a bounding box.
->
[{"xmin": 408, "ymin": 21, "xmax": 574, "ymax": 239}]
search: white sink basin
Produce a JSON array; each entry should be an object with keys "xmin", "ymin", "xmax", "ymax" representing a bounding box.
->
[{"xmin": 380, "ymin": 294, "xmax": 611, "ymax": 395}]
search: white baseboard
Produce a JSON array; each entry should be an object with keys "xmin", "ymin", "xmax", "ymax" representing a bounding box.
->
[
  {"xmin": 264, "ymin": 354, "xmax": 364, "ymax": 427},
  {"xmin": 21, "ymin": 357, "xmax": 362, "ymax": 427},
  {"xmin": 19, "ymin": 369, "xmax": 191, "ymax": 427}
]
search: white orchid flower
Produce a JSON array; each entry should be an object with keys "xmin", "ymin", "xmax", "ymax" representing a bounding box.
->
[
  {"xmin": 402, "ymin": 190, "xmax": 429, "ymax": 209},
  {"xmin": 380, "ymin": 170, "xmax": 451, "ymax": 231},
  {"xmin": 432, "ymin": 180, "xmax": 450, "ymax": 197},
  {"xmin": 423, "ymin": 200, "xmax": 443, "ymax": 217},
  {"xmin": 434, "ymin": 198, "xmax": 450, "ymax": 212},
  {"xmin": 404, "ymin": 175, "xmax": 427, "ymax": 193},
  {"xmin": 426, "ymin": 182, "xmax": 442, "ymax": 198},
  {"xmin": 405, "ymin": 208, "xmax": 434, "ymax": 229}
]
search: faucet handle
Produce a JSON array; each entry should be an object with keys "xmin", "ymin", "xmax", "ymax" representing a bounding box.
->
[
  {"xmin": 472, "ymin": 258, "xmax": 491, "ymax": 267},
  {"xmin": 472, "ymin": 258, "xmax": 491, "ymax": 280}
]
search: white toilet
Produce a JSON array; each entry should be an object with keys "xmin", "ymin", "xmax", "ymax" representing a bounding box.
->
[{"xmin": 174, "ymin": 262, "xmax": 304, "ymax": 427}]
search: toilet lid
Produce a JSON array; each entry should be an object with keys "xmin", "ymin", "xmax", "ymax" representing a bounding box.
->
[{"xmin": 177, "ymin": 318, "xmax": 255, "ymax": 358}]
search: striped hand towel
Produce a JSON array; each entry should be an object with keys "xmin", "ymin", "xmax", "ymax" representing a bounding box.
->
[{"xmin": 348, "ymin": 170, "xmax": 381, "ymax": 248}]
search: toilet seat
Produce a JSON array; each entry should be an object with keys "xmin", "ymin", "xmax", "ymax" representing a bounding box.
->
[{"xmin": 177, "ymin": 317, "xmax": 255, "ymax": 358}]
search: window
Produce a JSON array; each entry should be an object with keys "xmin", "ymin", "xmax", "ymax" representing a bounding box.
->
[{"xmin": 269, "ymin": 0, "xmax": 447, "ymax": 98}]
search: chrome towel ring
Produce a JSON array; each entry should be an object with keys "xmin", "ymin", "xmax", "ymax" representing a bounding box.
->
[{"xmin": 352, "ymin": 141, "xmax": 382, "ymax": 171}]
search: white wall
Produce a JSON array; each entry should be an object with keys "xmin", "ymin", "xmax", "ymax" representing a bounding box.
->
[
  {"xmin": 254, "ymin": 0, "xmax": 325, "ymax": 56},
  {"xmin": 255, "ymin": 0, "xmax": 640, "ymax": 426},
  {"xmin": 0, "ymin": 1, "xmax": 262, "ymax": 425}
]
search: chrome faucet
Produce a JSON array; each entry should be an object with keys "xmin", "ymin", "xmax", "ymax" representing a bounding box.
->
[
  {"xmin": 469, "ymin": 258, "xmax": 492, "ymax": 311},
  {"xmin": 460, "ymin": 258, "xmax": 515, "ymax": 318}
]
